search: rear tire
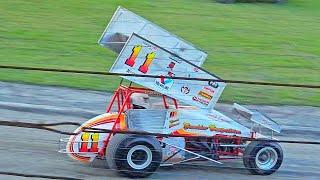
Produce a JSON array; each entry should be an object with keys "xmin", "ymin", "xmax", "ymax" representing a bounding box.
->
[
  {"xmin": 243, "ymin": 139, "xmax": 283, "ymax": 175},
  {"xmin": 106, "ymin": 134, "xmax": 162, "ymax": 178}
]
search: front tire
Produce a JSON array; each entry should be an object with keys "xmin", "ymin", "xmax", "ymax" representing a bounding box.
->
[
  {"xmin": 243, "ymin": 140, "xmax": 283, "ymax": 175},
  {"xmin": 106, "ymin": 134, "xmax": 162, "ymax": 178}
]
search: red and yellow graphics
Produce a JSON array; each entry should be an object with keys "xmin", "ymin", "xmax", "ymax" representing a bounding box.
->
[
  {"xmin": 79, "ymin": 133, "xmax": 99, "ymax": 152},
  {"xmin": 125, "ymin": 45, "xmax": 142, "ymax": 67},
  {"xmin": 66, "ymin": 113, "xmax": 126, "ymax": 164},
  {"xmin": 124, "ymin": 44, "xmax": 156, "ymax": 74},
  {"xmin": 139, "ymin": 52, "xmax": 156, "ymax": 73},
  {"xmin": 198, "ymin": 91, "xmax": 213, "ymax": 100}
]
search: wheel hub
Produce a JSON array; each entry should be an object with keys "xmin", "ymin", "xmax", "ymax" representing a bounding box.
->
[
  {"xmin": 127, "ymin": 145, "xmax": 152, "ymax": 170},
  {"xmin": 255, "ymin": 147, "xmax": 278, "ymax": 170}
]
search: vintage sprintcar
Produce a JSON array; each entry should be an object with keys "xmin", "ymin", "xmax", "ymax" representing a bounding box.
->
[{"xmin": 59, "ymin": 6, "xmax": 283, "ymax": 178}]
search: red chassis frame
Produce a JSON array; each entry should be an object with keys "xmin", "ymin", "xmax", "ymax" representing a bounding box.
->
[{"xmin": 98, "ymin": 85, "xmax": 249, "ymax": 160}]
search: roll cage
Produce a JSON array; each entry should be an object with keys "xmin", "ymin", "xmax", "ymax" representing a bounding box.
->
[{"xmin": 106, "ymin": 84, "xmax": 179, "ymax": 114}]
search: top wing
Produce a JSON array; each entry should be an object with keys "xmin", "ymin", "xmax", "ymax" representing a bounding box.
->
[
  {"xmin": 109, "ymin": 33, "xmax": 226, "ymax": 109},
  {"xmin": 98, "ymin": 6, "xmax": 207, "ymax": 67}
]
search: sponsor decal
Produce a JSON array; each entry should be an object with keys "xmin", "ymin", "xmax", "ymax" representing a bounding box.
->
[
  {"xmin": 167, "ymin": 61, "xmax": 176, "ymax": 77},
  {"xmin": 168, "ymin": 111, "xmax": 180, "ymax": 128},
  {"xmin": 193, "ymin": 67, "xmax": 199, "ymax": 72},
  {"xmin": 183, "ymin": 122, "xmax": 207, "ymax": 130},
  {"xmin": 208, "ymin": 124, "xmax": 241, "ymax": 134},
  {"xmin": 155, "ymin": 76, "xmax": 174, "ymax": 90},
  {"xmin": 203, "ymin": 86, "xmax": 215, "ymax": 94},
  {"xmin": 181, "ymin": 85, "xmax": 190, "ymax": 94},
  {"xmin": 168, "ymin": 61, "xmax": 176, "ymax": 69},
  {"xmin": 192, "ymin": 96, "xmax": 209, "ymax": 105},
  {"xmin": 154, "ymin": 60, "xmax": 177, "ymax": 90},
  {"xmin": 192, "ymin": 86, "xmax": 215, "ymax": 105},
  {"xmin": 183, "ymin": 122, "xmax": 241, "ymax": 134},
  {"xmin": 198, "ymin": 91, "xmax": 213, "ymax": 100},
  {"xmin": 208, "ymin": 81, "xmax": 219, "ymax": 88}
]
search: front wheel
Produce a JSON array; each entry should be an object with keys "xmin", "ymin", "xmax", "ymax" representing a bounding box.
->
[
  {"xmin": 243, "ymin": 140, "xmax": 283, "ymax": 175},
  {"xmin": 106, "ymin": 134, "xmax": 162, "ymax": 178}
]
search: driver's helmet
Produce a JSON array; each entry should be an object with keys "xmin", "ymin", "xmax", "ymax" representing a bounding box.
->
[{"xmin": 130, "ymin": 93, "xmax": 150, "ymax": 109}]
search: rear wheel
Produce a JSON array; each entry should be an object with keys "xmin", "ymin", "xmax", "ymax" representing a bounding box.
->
[
  {"xmin": 243, "ymin": 140, "xmax": 283, "ymax": 175},
  {"xmin": 106, "ymin": 134, "xmax": 162, "ymax": 178}
]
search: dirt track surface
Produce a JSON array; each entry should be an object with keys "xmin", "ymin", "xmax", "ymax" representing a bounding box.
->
[{"xmin": 0, "ymin": 82, "xmax": 319, "ymax": 179}]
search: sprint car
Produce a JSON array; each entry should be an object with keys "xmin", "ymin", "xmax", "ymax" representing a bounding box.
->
[
  {"xmin": 60, "ymin": 84, "xmax": 283, "ymax": 178},
  {"xmin": 59, "ymin": 6, "xmax": 283, "ymax": 178}
]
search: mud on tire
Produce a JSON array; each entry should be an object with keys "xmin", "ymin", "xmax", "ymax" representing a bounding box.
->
[{"xmin": 106, "ymin": 134, "xmax": 162, "ymax": 178}]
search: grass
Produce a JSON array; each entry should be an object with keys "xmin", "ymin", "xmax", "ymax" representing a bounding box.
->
[{"xmin": 0, "ymin": 0, "xmax": 319, "ymax": 106}]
